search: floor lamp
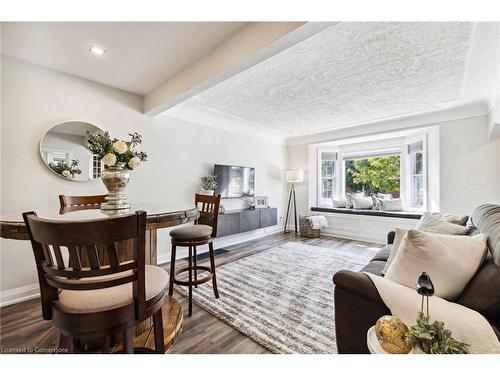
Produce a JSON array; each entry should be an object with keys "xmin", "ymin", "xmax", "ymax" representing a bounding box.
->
[{"xmin": 284, "ymin": 170, "xmax": 304, "ymax": 234}]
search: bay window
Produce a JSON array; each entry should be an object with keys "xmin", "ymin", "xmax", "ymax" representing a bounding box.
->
[{"xmin": 313, "ymin": 133, "xmax": 428, "ymax": 212}]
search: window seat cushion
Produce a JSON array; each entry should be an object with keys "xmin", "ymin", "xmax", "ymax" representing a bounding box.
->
[{"xmin": 310, "ymin": 207, "xmax": 421, "ymax": 220}]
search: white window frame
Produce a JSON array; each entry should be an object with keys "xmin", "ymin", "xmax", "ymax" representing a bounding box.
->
[
  {"xmin": 404, "ymin": 134, "xmax": 428, "ymax": 212},
  {"xmin": 316, "ymin": 148, "xmax": 339, "ymax": 207}
]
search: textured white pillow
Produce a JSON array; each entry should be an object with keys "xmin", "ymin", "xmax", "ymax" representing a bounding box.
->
[
  {"xmin": 346, "ymin": 192, "xmax": 365, "ymax": 208},
  {"xmin": 353, "ymin": 196, "xmax": 373, "ymax": 210},
  {"xmin": 382, "ymin": 228, "xmax": 408, "ymax": 274},
  {"xmin": 332, "ymin": 198, "xmax": 348, "ymax": 208},
  {"xmin": 385, "ymin": 230, "xmax": 488, "ymax": 300},
  {"xmin": 416, "ymin": 212, "xmax": 469, "ymax": 235},
  {"xmin": 376, "ymin": 193, "xmax": 393, "ymax": 200},
  {"xmin": 380, "ymin": 198, "xmax": 404, "ymax": 211}
]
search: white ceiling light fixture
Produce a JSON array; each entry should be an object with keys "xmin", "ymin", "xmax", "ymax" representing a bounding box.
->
[{"xmin": 88, "ymin": 44, "xmax": 106, "ymax": 56}]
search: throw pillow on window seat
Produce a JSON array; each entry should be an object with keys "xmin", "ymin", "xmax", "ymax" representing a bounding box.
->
[
  {"xmin": 385, "ymin": 230, "xmax": 488, "ymax": 300},
  {"xmin": 332, "ymin": 198, "xmax": 348, "ymax": 208},
  {"xmin": 376, "ymin": 193, "xmax": 393, "ymax": 200},
  {"xmin": 346, "ymin": 192, "xmax": 365, "ymax": 208},
  {"xmin": 379, "ymin": 198, "xmax": 404, "ymax": 211},
  {"xmin": 353, "ymin": 196, "xmax": 373, "ymax": 210}
]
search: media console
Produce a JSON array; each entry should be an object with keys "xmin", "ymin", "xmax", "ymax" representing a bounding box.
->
[{"xmin": 217, "ymin": 207, "xmax": 277, "ymax": 237}]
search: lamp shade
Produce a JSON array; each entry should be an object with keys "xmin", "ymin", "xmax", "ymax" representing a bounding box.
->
[{"xmin": 285, "ymin": 169, "xmax": 304, "ymax": 183}]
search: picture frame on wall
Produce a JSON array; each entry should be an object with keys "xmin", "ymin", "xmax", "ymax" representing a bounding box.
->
[{"xmin": 254, "ymin": 196, "xmax": 269, "ymax": 208}]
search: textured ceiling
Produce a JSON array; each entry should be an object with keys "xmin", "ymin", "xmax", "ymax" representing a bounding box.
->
[{"xmin": 186, "ymin": 22, "xmax": 475, "ymax": 135}]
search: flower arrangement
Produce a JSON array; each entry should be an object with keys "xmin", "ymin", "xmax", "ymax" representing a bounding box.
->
[
  {"xmin": 406, "ymin": 311, "xmax": 469, "ymax": 354},
  {"xmin": 87, "ymin": 131, "xmax": 147, "ymax": 170},
  {"xmin": 48, "ymin": 159, "xmax": 81, "ymax": 178},
  {"xmin": 201, "ymin": 175, "xmax": 217, "ymax": 190}
]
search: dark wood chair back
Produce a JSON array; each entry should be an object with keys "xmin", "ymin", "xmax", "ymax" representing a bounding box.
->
[
  {"xmin": 59, "ymin": 194, "xmax": 107, "ymax": 208},
  {"xmin": 195, "ymin": 193, "xmax": 221, "ymax": 238},
  {"xmin": 22, "ymin": 211, "xmax": 147, "ymax": 321}
]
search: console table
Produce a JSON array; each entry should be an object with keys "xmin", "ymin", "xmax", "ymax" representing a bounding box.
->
[{"xmin": 217, "ymin": 207, "xmax": 277, "ymax": 237}]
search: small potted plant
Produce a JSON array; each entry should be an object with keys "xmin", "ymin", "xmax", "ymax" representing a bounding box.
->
[
  {"xmin": 200, "ymin": 175, "xmax": 217, "ymax": 195},
  {"xmin": 48, "ymin": 159, "xmax": 81, "ymax": 179},
  {"xmin": 406, "ymin": 311, "xmax": 469, "ymax": 354}
]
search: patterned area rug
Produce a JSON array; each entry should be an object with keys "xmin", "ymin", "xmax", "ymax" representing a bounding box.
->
[{"xmin": 175, "ymin": 241, "xmax": 377, "ymax": 353}]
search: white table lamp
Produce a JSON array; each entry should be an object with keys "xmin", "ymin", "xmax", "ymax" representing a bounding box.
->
[{"xmin": 284, "ymin": 169, "xmax": 304, "ymax": 235}]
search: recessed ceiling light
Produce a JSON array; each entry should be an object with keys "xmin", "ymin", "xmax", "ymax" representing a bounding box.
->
[{"xmin": 88, "ymin": 45, "xmax": 106, "ymax": 56}]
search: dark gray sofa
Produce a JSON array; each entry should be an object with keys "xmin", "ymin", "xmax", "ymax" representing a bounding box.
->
[{"xmin": 332, "ymin": 203, "xmax": 500, "ymax": 354}]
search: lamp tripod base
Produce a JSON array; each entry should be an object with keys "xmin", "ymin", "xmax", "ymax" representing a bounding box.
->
[{"xmin": 283, "ymin": 183, "xmax": 298, "ymax": 235}]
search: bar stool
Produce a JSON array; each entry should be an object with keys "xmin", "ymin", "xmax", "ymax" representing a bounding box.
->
[
  {"xmin": 23, "ymin": 210, "xmax": 168, "ymax": 354},
  {"xmin": 168, "ymin": 194, "xmax": 221, "ymax": 316}
]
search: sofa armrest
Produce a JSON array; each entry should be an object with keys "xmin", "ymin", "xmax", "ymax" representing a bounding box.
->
[
  {"xmin": 387, "ymin": 230, "xmax": 395, "ymax": 244},
  {"xmin": 333, "ymin": 270, "xmax": 391, "ymax": 353}
]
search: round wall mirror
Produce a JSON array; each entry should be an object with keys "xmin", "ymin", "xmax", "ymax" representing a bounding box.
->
[{"xmin": 40, "ymin": 121, "xmax": 104, "ymax": 181}]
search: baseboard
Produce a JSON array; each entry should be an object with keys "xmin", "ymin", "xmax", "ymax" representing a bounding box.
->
[
  {"xmin": 319, "ymin": 228, "xmax": 385, "ymax": 245},
  {"xmin": 157, "ymin": 225, "xmax": 283, "ymax": 265},
  {"xmin": 0, "ymin": 283, "xmax": 40, "ymax": 307}
]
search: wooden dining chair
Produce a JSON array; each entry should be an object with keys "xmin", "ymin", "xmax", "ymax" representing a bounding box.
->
[
  {"xmin": 168, "ymin": 194, "xmax": 221, "ymax": 316},
  {"xmin": 22, "ymin": 210, "xmax": 168, "ymax": 354},
  {"xmin": 59, "ymin": 194, "xmax": 107, "ymax": 208}
]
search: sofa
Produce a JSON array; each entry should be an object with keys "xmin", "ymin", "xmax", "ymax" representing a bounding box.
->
[{"xmin": 332, "ymin": 203, "xmax": 500, "ymax": 354}]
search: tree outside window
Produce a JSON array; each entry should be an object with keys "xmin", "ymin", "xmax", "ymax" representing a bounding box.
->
[{"xmin": 345, "ymin": 155, "xmax": 400, "ymax": 197}]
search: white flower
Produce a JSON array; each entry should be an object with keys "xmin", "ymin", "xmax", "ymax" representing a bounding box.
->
[
  {"xmin": 61, "ymin": 170, "xmax": 71, "ymax": 178},
  {"xmin": 102, "ymin": 153, "xmax": 117, "ymax": 167},
  {"xmin": 128, "ymin": 157, "xmax": 141, "ymax": 169},
  {"xmin": 112, "ymin": 140, "xmax": 128, "ymax": 154}
]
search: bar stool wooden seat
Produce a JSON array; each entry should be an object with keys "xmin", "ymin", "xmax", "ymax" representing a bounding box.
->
[
  {"xmin": 23, "ymin": 210, "xmax": 168, "ymax": 354},
  {"xmin": 168, "ymin": 194, "xmax": 221, "ymax": 316}
]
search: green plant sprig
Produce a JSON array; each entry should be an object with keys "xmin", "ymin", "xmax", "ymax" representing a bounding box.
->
[{"xmin": 406, "ymin": 311, "xmax": 469, "ymax": 354}]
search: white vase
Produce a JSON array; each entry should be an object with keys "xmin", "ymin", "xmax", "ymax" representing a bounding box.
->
[
  {"xmin": 101, "ymin": 162, "xmax": 131, "ymax": 210},
  {"xmin": 200, "ymin": 188, "xmax": 214, "ymax": 196}
]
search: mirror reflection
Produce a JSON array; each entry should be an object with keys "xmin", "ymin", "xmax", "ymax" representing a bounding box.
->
[{"xmin": 40, "ymin": 121, "xmax": 104, "ymax": 181}]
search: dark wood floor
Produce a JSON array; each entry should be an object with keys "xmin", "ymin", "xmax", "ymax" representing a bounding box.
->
[{"xmin": 0, "ymin": 232, "xmax": 381, "ymax": 354}]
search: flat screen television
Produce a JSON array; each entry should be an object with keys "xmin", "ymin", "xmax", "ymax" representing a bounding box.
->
[{"xmin": 214, "ymin": 164, "xmax": 255, "ymax": 198}]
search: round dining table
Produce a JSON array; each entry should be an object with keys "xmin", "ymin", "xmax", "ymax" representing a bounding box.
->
[{"xmin": 0, "ymin": 202, "xmax": 199, "ymax": 353}]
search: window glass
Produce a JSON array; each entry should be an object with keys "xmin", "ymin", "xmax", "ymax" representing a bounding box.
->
[
  {"xmin": 410, "ymin": 151, "xmax": 424, "ymax": 207},
  {"xmin": 345, "ymin": 155, "xmax": 401, "ymax": 197},
  {"xmin": 320, "ymin": 152, "xmax": 337, "ymax": 199}
]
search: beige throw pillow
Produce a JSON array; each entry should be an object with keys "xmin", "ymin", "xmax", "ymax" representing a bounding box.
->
[
  {"xmin": 416, "ymin": 212, "xmax": 468, "ymax": 235},
  {"xmin": 385, "ymin": 230, "xmax": 488, "ymax": 300},
  {"xmin": 382, "ymin": 228, "xmax": 408, "ymax": 274}
]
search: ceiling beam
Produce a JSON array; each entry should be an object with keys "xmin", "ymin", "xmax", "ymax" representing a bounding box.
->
[{"xmin": 143, "ymin": 21, "xmax": 336, "ymax": 116}]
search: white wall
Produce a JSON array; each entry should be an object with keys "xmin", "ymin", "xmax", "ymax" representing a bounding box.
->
[
  {"xmin": 287, "ymin": 115, "xmax": 500, "ymax": 242},
  {"xmin": 0, "ymin": 57, "xmax": 286, "ymax": 305},
  {"xmin": 439, "ymin": 116, "xmax": 500, "ymax": 214}
]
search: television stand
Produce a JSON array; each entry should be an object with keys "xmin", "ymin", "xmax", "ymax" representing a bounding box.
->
[{"xmin": 216, "ymin": 207, "xmax": 277, "ymax": 237}]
